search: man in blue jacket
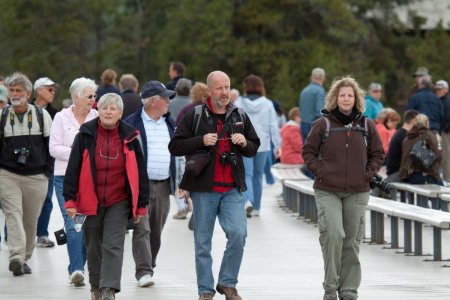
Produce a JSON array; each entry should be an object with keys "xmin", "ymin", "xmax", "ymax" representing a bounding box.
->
[
  {"xmin": 406, "ymin": 75, "xmax": 444, "ymax": 133},
  {"xmin": 125, "ymin": 80, "xmax": 176, "ymax": 288}
]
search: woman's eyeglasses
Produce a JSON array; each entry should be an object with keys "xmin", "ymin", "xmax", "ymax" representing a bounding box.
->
[
  {"xmin": 99, "ymin": 146, "xmax": 119, "ymax": 160},
  {"xmin": 85, "ymin": 94, "xmax": 97, "ymax": 100}
]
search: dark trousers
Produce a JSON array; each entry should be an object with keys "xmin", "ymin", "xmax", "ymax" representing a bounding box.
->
[
  {"xmin": 132, "ymin": 180, "xmax": 170, "ymax": 280},
  {"xmin": 37, "ymin": 175, "xmax": 54, "ymax": 237},
  {"xmin": 84, "ymin": 200, "xmax": 130, "ymax": 292}
]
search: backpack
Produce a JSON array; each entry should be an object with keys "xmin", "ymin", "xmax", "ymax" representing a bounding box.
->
[
  {"xmin": 318, "ymin": 116, "xmax": 369, "ymax": 160},
  {"xmin": 0, "ymin": 105, "xmax": 44, "ymax": 138},
  {"xmin": 192, "ymin": 104, "xmax": 246, "ymax": 135}
]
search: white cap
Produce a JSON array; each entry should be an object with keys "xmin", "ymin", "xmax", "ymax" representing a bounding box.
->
[
  {"xmin": 34, "ymin": 77, "xmax": 56, "ymax": 90},
  {"xmin": 435, "ymin": 80, "xmax": 449, "ymax": 90}
]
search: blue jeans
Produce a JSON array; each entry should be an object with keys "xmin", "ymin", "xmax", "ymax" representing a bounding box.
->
[
  {"xmin": 37, "ymin": 175, "xmax": 54, "ymax": 237},
  {"xmin": 54, "ymin": 176, "xmax": 87, "ymax": 274},
  {"xmin": 191, "ymin": 189, "xmax": 247, "ymax": 295},
  {"xmin": 264, "ymin": 142, "xmax": 275, "ymax": 185},
  {"xmin": 301, "ymin": 121, "xmax": 312, "ymax": 143},
  {"xmin": 243, "ymin": 151, "xmax": 269, "ymax": 211}
]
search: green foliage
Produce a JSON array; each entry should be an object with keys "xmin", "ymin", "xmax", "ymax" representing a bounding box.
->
[{"xmin": 0, "ymin": 0, "xmax": 447, "ymax": 112}]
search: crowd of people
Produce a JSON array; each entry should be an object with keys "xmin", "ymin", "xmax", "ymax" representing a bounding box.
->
[{"xmin": 0, "ymin": 61, "xmax": 448, "ymax": 300}]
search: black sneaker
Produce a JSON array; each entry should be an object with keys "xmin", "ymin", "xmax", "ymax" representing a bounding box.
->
[
  {"xmin": 9, "ymin": 258, "xmax": 24, "ymax": 276},
  {"xmin": 23, "ymin": 263, "xmax": 32, "ymax": 274}
]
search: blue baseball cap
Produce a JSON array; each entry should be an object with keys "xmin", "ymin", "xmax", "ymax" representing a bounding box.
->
[{"xmin": 140, "ymin": 81, "xmax": 175, "ymax": 99}]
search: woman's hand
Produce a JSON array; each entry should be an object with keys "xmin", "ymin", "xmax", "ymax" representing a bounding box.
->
[
  {"xmin": 66, "ymin": 208, "xmax": 77, "ymax": 219},
  {"xmin": 231, "ymin": 133, "xmax": 247, "ymax": 147}
]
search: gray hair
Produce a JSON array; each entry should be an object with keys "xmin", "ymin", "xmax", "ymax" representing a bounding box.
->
[
  {"xmin": 419, "ymin": 75, "xmax": 432, "ymax": 88},
  {"xmin": 119, "ymin": 74, "xmax": 138, "ymax": 91},
  {"xmin": 175, "ymin": 78, "xmax": 192, "ymax": 96},
  {"xmin": 5, "ymin": 72, "xmax": 33, "ymax": 92},
  {"xmin": 142, "ymin": 95, "xmax": 160, "ymax": 106},
  {"xmin": 69, "ymin": 77, "xmax": 97, "ymax": 100},
  {"xmin": 311, "ymin": 67, "xmax": 325, "ymax": 80},
  {"xmin": 97, "ymin": 93, "xmax": 124, "ymax": 112},
  {"xmin": 368, "ymin": 82, "xmax": 382, "ymax": 92}
]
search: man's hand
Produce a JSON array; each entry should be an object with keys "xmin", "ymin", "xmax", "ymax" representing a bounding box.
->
[
  {"xmin": 67, "ymin": 208, "xmax": 77, "ymax": 219},
  {"xmin": 203, "ymin": 133, "xmax": 218, "ymax": 146},
  {"xmin": 134, "ymin": 215, "xmax": 144, "ymax": 224},
  {"xmin": 231, "ymin": 133, "xmax": 247, "ymax": 147}
]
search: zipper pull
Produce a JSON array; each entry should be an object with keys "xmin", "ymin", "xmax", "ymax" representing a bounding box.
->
[{"xmin": 346, "ymin": 143, "xmax": 348, "ymax": 148}]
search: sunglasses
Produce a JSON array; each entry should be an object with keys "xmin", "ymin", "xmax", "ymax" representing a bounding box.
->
[
  {"xmin": 84, "ymin": 94, "xmax": 97, "ymax": 100},
  {"xmin": 47, "ymin": 87, "xmax": 56, "ymax": 93}
]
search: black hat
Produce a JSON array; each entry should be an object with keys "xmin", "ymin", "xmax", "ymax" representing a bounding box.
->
[{"xmin": 140, "ymin": 81, "xmax": 175, "ymax": 99}]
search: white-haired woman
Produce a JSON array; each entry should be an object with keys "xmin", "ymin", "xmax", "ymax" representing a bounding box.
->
[
  {"xmin": 302, "ymin": 76, "xmax": 384, "ymax": 300},
  {"xmin": 63, "ymin": 93, "xmax": 149, "ymax": 300},
  {"xmin": 49, "ymin": 77, "xmax": 98, "ymax": 286}
]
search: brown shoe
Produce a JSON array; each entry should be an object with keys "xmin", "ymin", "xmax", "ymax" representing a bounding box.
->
[
  {"xmin": 173, "ymin": 210, "xmax": 187, "ymax": 220},
  {"xmin": 216, "ymin": 284, "xmax": 242, "ymax": 300},
  {"xmin": 198, "ymin": 293, "xmax": 214, "ymax": 300}
]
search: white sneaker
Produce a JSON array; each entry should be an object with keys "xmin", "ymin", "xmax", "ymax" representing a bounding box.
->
[
  {"xmin": 245, "ymin": 201, "xmax": 253, "ymax": 218},
  {"xmin": 70, "ymin": 270, "xmax": 85, "ymax": 287},
  {"xmin": 253, "ymin": 209, "xmax": 260, "ymax": 217},
  {"xmin": 138, "ymin": 274, "xmax": 155, "ymax": 287}
]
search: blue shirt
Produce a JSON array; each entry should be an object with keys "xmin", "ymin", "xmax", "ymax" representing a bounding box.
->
[{"xmin": 298, "ymin": 82, "xmax": 325, "ymax": 124}]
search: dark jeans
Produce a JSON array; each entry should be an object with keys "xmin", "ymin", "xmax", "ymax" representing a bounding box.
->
[
  {"xmin": 132, "ymin": 180, "xmax": 170, "ymax": 280},
  {"xmin": 301, "ymin": 121, "xmax": 312, "ymax": 143},
  {"xmin": 37, "ymin": 175, "xmax": 54, "ymax": 237},
  {"xmin": 84, "ymin": 200, "xmax": 130, "ymax": 292}
]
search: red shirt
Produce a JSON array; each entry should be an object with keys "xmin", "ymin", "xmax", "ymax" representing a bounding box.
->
[
  {"xmin": 207, "ymin": 98, "xmax": 235, "ymax": 193},
  {"xmin": 95, "ymin": 122, "xmax": 128, "ymax": 207}
]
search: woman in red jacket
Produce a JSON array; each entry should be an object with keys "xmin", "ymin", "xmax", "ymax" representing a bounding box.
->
[
  {"xmin": 63, "ymin": 93, "xmax": 149, "ymax": 300},
  {"xmin": 280, "ymin": 107, "xmax": 304, "ymax": 164}
]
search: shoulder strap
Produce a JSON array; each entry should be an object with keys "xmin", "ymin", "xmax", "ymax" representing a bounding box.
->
[
  {"xmin": 0, "ymin": 106, "xmax": 10, "ymax": 138},
  {"xmin": 318, "ymin": 116, "xmax": 370, "ymax": 160},
  {"xmin": 34, "ymin": 105, "xmax": 44, "ymax": 134},
  {"xmin": 318, "ymin": 117, "xmax": 330, "ymax": 161},
  {"xmin": 193, "ymin": 105, "xmax": 202, "ymax": 135}
]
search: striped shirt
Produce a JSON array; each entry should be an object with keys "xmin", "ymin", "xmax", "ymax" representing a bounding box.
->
[{"xmin": 141, "ymin": 110, "xmax": 171, "ymax": 180}]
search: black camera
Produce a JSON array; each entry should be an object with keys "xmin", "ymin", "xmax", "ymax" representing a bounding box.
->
[
  {"xmin": 14, "ymin": 147, "xmax": 30, "ymax": 166},
  {"xmin": 370, "ymin": 173, "xmax": 392, "ymax": 194},
  {"xmin": 220, "ymin": 152, "xmax": 237, "ymax": 167}
]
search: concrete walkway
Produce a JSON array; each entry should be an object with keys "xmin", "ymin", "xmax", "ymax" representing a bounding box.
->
[{"xmin": 1, "ymin": 182, "xmax": 450, "ymax": 299}]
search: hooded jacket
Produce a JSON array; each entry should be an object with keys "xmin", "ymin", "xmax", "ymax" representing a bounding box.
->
[
  {"xmin": 302, "ymin": 110, "xmax": 385, "ymax": 192},
  {"xmin": 235, "ymin": 95, "xmax": 281, "ymax": 152},
  {"xmin": 63, "ymin": 118, "xmax": 149, "ymax": 217},
  {"xmin": 168, "ymin": 100, "xmax": 260, "ymax": 192}
]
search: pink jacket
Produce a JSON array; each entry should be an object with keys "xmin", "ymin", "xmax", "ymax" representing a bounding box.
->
[
  {"xmin": 280, "ymin": 121, "xmax": 304, "ymax": 164},
  {"xmin": 49, "ymin": 106, "xmax": 98, "ymax": 176}
]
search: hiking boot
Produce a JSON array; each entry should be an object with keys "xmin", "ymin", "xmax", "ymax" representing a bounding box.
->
[
  {"xmin": 36, "ymin": 236, "xmax": 55, "ymax": 248},
  {"xmin": 172, "ymin": 210, "xmax": 187, "ymax": 220},
  {"xmin": 199, "ymin": 293, "xmax": 214, "ymax": 300},
  {"xmin": 91, "ymin": 286, "xmax": 101, "ymax": 300},
  {"xmin": 245, "ymin": 201, "xmax": 253, "ymax": 218},
  {"xmin": 101, "ymin": 287, "xmax": 115, "ymax": 300},
  {"xmin": 70, "ymin": 270, "xmax": 85, "ymax": 287},
  {"xmin": 9, "ymin": 258, "xmax": 24, "ymax": 276},
  {"xmin": 324, "ymin": 291, "xmax": 337, "ymax": 300},
  {"xmin": 23, "ymin": 263, "xmax": 32, "ymax": 274},
  {"xmin": 216, "ymin": 284, "xmax": 242, "ymax": 300}
]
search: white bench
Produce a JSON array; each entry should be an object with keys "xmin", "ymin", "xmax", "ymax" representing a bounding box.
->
[
  {"xmin": 282, "ymin": 180, "xmax": 450, "ymax": 262},
  {"xmin": 270, "ymin": 163, "xmax": 309, "ymax": 213},
  {"xmin": 391, "ymin": 182, "xmax": 450, "ymax": 210}
]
